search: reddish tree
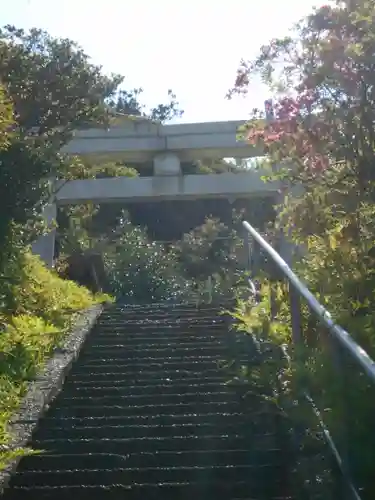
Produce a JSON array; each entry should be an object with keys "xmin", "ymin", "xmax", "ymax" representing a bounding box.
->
[{"xmin": 228, "ymin": 1, "xmax": 375, "ymax": 189}]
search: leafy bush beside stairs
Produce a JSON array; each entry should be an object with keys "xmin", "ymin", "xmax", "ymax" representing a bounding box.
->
[{"xmin": 0, "ymin": 250, "xmax": 112, "ymax": 469}]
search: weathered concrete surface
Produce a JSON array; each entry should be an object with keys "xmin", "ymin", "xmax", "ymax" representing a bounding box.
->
[
  {"xmin": 56, "ymin": 172, "xmax": 279, "ymax": 205},
  {"xmin": 62, "ymin": 120, "xmax": 261, "ymax": 161}
]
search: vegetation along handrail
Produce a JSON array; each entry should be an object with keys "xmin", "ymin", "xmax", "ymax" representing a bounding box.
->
[
  {"xmin": 242, "ymin": 220, "xmax": 375, "ymax": 384},
  {"xmin": 243, "ymin": 219, "xmax": 375, "ymax": 497}
]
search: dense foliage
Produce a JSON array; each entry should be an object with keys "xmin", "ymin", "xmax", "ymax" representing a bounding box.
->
[
  {"xmin": 228, "ymin": 1, "xmax": 375, "ymax": 497},
  {"xmin": 71, "ymin": 215, "xmax": 243, "ymax": 305},
  {"xmin": 104, "ymin": 219, "xmax": 192, "ymax": 304},
  {"xmin": 173, "ymin": 217, "xmax": 242, "ymax": 301}
]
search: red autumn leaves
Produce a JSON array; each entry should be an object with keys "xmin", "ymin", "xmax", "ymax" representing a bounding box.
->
[{"xmin": 232, "ymin": 3, "xmax": 366, "ymax": 174}]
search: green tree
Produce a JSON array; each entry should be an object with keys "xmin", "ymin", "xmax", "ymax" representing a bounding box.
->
[
  {"xmin": 173, "ymin": 217, "xmax": 242, "ymax": 301},
  {"xmin": 109, "ymin": 87, "xmax": 184, "ymax": 123},
  {"xmin": 0, "ymin": 25, "xmax": 124, "ymax": 264},
  {"xmin": 104, "ymin": 218, "xmax": 191, "ymax": 303},
  {"xmin": 0, "ymin": 25, "xmax": 122, "ymax": 143},
  {"xmin": 229, "ymin": 1, "xmax": 375, "ymax": 496},
  {"xmin": 0, "ymin": 25, "xmax": 186, "ymax": 267},
  {"xmin": 175, "ymin": 217, "xmax": 239, "ymax": 281},
  {"xmin": 229, "ymin": 0, "xmax": 375, "ymax": 336},
  {"xmin": 0, "ymin": 83, "xmax": 13, "ymax": 149}
]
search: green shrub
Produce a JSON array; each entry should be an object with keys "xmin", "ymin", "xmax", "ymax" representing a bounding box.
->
[
  {"xmin": 0, "ymin": 250, "xmax": 112, "ymax": 469},
  {"xmin": 105, "ymin": 219, "xmax": 193, "ymax": 303},
  {"xmin": 6, "ymin": 251, "xmax": 106, "ymax": 316}
]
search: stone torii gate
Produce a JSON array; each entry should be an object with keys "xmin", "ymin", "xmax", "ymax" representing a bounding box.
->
[{"xmin": 32, "ymin": 119, "xmax": 282, "ymax": 266}]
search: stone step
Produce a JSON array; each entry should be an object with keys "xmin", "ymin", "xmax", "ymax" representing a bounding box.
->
[
  {"xmin": 61, "ymin": 381, "xmax": 233, "ymax": 396},
  {"xmin": 3, "ymin": 479, "xmax": 290, "ymax": 500},
  {"xmin": 87, "ymin": 332, "xmax": 233, "ymax": 343},
  {"xmin": 82, "ymin": 339, "xmax": 229, "ymax": 348},
  {"xmin": 46, "ymin": 400, "xmax": 263, "ymax": 418},
  {"xmin": 96, "ymin": 312, "xmax": 228, "ymax": 321},
  {"xmin": 2, "ymin": 302, "xmax": 295, "ymax": 500},
  {"xmin": 10, "ymin": 463, "xmax": 283, "ymax": 488},
  {"xmin": 69, "ymin": 359, "xmax": 229, "ymax": 373},
  {"xmin": 16, "ymin": 446, "xmax": 282, "ymax": 471},
  {"xmin": 34, "ymin": 409, "xmax": 273, "ymax": 431},
  {"xmin": 67, "ymin": 369, "xmax": 229, "ymax": 382},
  {"xmin": 63, "ymin": 375, "xmax": 228, "ymax": 386},
  {"xmin": 31, "ymin": 433, "xmax": 278, "ymax": 455},
  {"xmin": 33, "ymin": 420, "xmax": 275, "ymax": 441},
  {"xmin": 90, "ymin": 324, "xmax": 228, "ymax": 334},
  {"xmin": 53, "ymin": 389, "xmax": 246, "ymax": 407},
  {"xmin": 76, "ymin": 346, "xmax": 229, "ymax": 359}
]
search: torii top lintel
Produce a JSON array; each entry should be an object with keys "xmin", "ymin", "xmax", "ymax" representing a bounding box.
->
[{"xmin": 61, "ymin": 119, "xmax": 262, "ymax": 163}]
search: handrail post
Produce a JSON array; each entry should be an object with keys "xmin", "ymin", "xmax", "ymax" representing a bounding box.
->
[
  {"xmin": 254, "ymin": 240, "xmax": 262, "ymax": 278},
  {"xmin": 328, "ymin": 334, "xmax": 352, "ymax": 496},
  {"xmin": 289, "ymin": 283, "xmax": 303, "ymax": 345},
  {"xmin": 244, "ymin": 227, "xmax": 252, "ymax": 273},
  {"xmin": 207, "ymin": 275, "xmax": 213, "ymax": 304}
]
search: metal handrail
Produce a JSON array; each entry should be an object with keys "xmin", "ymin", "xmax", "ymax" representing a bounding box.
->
[
  {"xmin": 242, "ymin": 219, "xmax": 375, "ymax": 499},
  {"xmin": 243, "ymin": 220, "xmax": 375, "ymax": 383}
]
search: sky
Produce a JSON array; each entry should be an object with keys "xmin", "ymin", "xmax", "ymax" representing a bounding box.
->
[{"xmin": 2, "ymin": 0, "xmax": 321, "ymax": 124}]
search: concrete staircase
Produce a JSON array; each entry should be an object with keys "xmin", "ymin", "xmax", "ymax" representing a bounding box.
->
[{"xmin": 2, "ymin": 303, "xmax": 296, "ymax": 499}]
